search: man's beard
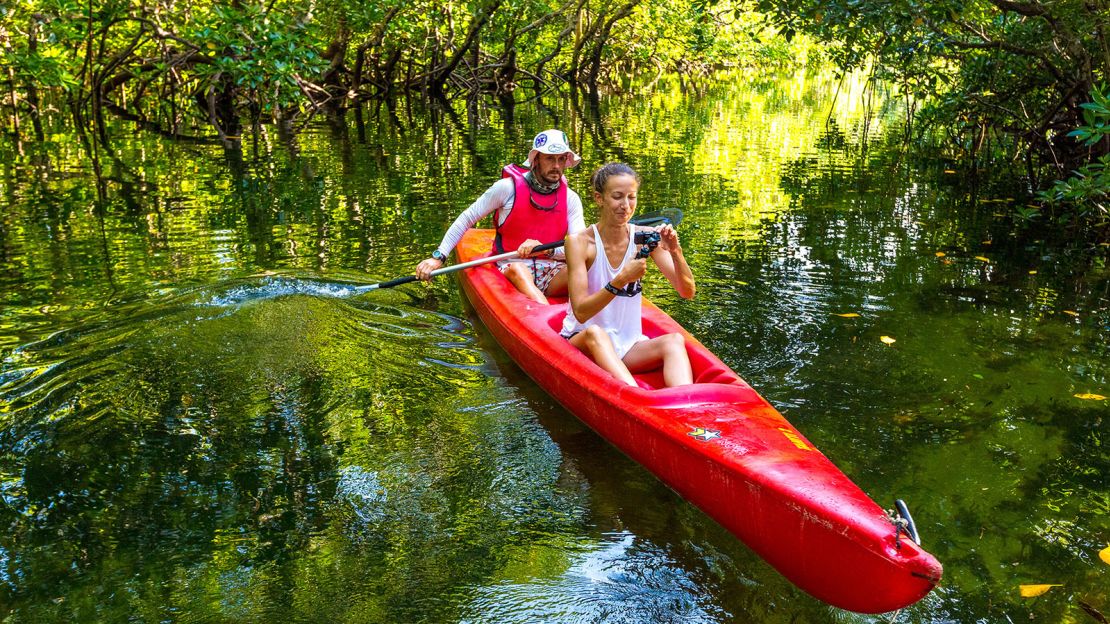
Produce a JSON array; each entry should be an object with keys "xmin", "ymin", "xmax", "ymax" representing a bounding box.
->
[{"xmin": 525, "ymin": 171, "xmax": 559, "ymax": 194}]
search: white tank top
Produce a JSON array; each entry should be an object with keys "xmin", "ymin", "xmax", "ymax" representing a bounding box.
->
[{"xmin": 561, "ymin": 225, "xmax": 646, "ymax": 359}]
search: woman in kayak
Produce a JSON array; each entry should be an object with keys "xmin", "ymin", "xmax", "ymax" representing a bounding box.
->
[{"xmin": 560, "ymin": 163, "xmax": 696, "ymax": 388}]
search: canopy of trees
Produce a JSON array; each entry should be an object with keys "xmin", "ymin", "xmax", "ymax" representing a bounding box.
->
[
  {"xmin": 741, "ymin": 0, "xmax": 1109, "ymax": 206},
  {"xmin": 0, "ymin": 0, "xmax": 784, "ymax": 146}
]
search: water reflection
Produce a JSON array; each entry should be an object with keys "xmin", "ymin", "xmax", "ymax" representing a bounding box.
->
[{"xmin": 0, "ymin": 71, "xmax": 1108, "ymax": 622}]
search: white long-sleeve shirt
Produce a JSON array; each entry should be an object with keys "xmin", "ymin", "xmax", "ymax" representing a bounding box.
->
[{"xmin": 435, "ymin": 177, "xmax": 585, "ymax": 260}]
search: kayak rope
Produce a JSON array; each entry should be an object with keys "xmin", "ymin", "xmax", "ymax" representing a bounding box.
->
[
  {"xmin": 886, "ymin": 510, "xmax": 911, "ymax": 550},
  {"xmin": 886, "ymin": 498, "xmax": 922, "ymax": 549}
]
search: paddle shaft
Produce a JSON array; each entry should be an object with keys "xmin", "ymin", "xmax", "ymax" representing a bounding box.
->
[
  {"xmin": 361, "ymin": 240, "xmax": 563, "ymax": 291},
  {"xmin": 358, "ymin": 209, "xmax": 682, "ymax": 292}
]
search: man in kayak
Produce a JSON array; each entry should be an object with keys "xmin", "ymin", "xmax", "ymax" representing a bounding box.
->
[
  {"xmin": 414, "ymin": 129, "xmax": 586, "ymax": 304},
  {"xmin": 560, "ymin": 162, "xmax": 695, "ymax": 388}
]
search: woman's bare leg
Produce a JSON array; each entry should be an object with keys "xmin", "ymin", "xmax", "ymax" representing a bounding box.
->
[
  {"xmin": 568, "ymin": 325, "xmax": 637, "ymax": 386},
  {"xmin": 622, "ymin": 333, "xmax": 693, "ymax": 387}
]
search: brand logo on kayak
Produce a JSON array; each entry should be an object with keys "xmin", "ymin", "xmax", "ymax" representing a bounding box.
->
[
  {"xmin": 688, "ymin": 427, "xmax": 720, "ymax": 441},
  {"xmin": 778, "ymin": 427, "xmax": 812, "ymax": 451}
]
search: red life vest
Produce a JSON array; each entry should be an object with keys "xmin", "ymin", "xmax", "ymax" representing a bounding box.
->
[{"xmin": 494, "ymin": 163, "xmax": 569, "ymax": 254}]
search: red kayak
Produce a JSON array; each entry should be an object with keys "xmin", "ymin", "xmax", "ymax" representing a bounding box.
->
[{"xmin": 455, "ymin": 229, "xmax": 942, "ymax": 613}]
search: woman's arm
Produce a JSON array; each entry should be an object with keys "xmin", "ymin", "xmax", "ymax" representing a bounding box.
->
[
  {"xmin": 566, "ymin": 231, "xmax": 647, "ymax": 323},
  {"xmin": 648, "ymin": 224, "xmax": 696, "ymax": 299}
]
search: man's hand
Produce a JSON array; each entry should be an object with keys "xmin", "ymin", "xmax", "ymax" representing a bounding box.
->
[
  {"xmin": 516, "ymin": 238, "xmax": 544, "ymax": 258},
  {"xmin": 415, "ymin": 257, "xmax": 443, "ymax": 281}
]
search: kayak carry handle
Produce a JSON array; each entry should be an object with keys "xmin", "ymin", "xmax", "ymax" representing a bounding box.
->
[{"xmin": 889, "ymin": 499, "xmax": 921, "ymax": 548}]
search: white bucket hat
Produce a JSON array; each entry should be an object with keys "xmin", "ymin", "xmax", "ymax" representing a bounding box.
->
[{"xmin": 523, "ymin": 129, "xmax": 581, "ymax": 168}]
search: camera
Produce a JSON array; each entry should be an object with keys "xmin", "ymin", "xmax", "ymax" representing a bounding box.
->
[{"xmin": 634, "ymin": 230, "xmax": 661, "ymax": 259}]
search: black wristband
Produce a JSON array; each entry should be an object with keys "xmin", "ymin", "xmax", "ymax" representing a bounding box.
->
[{"xmin": 604, "ymin": 282, "xmax": 622, "ymax": 296}]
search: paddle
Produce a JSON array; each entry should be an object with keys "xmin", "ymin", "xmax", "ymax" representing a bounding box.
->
[{"xmin": 353, "ymin": 208, "xmax": 683, "ymax": 293}]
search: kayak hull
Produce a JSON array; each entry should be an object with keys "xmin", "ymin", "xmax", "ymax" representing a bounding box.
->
[{"xmin": 455, "ymin": 229, "xmax": 941, "ymax": 614}]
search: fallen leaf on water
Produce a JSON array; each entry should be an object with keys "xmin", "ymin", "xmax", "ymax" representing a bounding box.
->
[
  {"xmin": 944, "ymin": 169, "xmax": 956, "ymax": 174},
  {"xmin": 1019, "ymin": 584, "xmax": 1061, "ymax": 598},
  {"xmin": 1029, "ymin": 270, "xmax": 1037, "ymax": 275},
  {"xmin": 975, "ymin": 256, "xmax": 991, "ymax": 262},
  {"xmin": 982, "ymin": 240, "xmax": 992, "ymax": 245},
  {"xmin": 1075, "ymin": 393, "xmax": 1107, "ymax": 401},
  {"xmin": 1100, "ymin": 545, "xmax": 1110, "ymax": 565},
  {"xmin": 1064, "ymin": 310, "xmax": 1079, "ymax": 317},
  {"xmin": 935, "ymin": 252, "xmax": 946, "ymax": 257},
  {"xmin": 834, "ymin": 313, "xmax": 861, "ymax": 318},
  {"xmin": 736, "ymin": 281, "xmax": 749, "ymax": 286},
  {"xmin": 880, "ymin": 336, "xmax": 896, "ymax": 345}
]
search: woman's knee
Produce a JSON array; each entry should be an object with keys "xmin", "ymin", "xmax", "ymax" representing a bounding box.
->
[
  {"xmin": 663, "ymin": 332, "xmax": 686, "ymax": 352},
  {"xmin": 582, "ymin": 326, "xmax": 610, "ymax": 350}
]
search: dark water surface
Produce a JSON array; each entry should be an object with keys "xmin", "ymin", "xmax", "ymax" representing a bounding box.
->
[{"xmin": 1, "ymin": 74, "xmax": 1108, "ymax": 622}]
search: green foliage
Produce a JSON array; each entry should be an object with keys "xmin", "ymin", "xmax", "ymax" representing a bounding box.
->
[{"xmin": 1036, "ymin": 85, "xmax": 1110, "ymax": 225}]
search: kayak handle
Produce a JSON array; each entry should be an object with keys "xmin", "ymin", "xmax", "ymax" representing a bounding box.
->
[{"xmin": 889, "ymin": 499, "xmax": 921, "ymax": 548}]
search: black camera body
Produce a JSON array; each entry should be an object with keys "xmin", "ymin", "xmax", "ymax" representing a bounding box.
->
[{"xmin": 634, "ymin": 230, "xmax": 661, "ymax": 259}]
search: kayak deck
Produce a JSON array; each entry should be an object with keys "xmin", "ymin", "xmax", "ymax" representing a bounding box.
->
[{"xmin": 454, "ymin": 229, "xmax": 942, "ymax": 613}]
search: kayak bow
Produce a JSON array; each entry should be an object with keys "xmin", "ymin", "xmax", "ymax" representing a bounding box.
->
[{"xmin": 455, "ymin": 229, "xmax": 942, "ymax": 614}]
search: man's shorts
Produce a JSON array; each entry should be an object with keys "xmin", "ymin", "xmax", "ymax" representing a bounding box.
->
[{"xmin": 497, "ymin": 258, "xmax": 565, "ymax": 293}]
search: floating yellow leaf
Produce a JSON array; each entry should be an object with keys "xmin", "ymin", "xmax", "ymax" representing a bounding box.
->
[
  {"xmin": 1063, "ymin": 310, "xmax": 1079, "ymax": 317},
  {"xmin": 982, "ymin": 240, "xmax": 992, "ymax": 245},
  {"xmin": 1019, "ymin": 584, "xmax": 1061, "ymax": 598},
  {"xmin": 737, "ymin": 281, "xmax": 748, "ymax": 286},
  {"xmin": 1100, "ymin": 545, "xmax": 1110, "ymax": 565},
  {"xmin": 1074, "ymin": 393, "xmax": 1106, "ymax": 401},
  {"xmin": 1029, "ymin": 270, "xmax": 1037, "ymax": 275},
  {"xmin": 944, "ymin": 169, "xmax": 956, "ymax": 174},
  {"xmin": 880, "ymin": 336, "xmax": 896, "ymax": 345},
  {"xmin": 935, "ymin": 252, "xmax": 946, "ymax": 257},
  {"xmin": 834, "ymin": 313, "xmax": 861, "ymax": 318},
  {"xmin": 975, "ymin": 256, "xmax": 991, "ymax": 262}
]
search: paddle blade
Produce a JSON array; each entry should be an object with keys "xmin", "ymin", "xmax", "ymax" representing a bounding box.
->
[{"xmin": 632, "ymin": 208, "xmax": 684, "ymax": 227}]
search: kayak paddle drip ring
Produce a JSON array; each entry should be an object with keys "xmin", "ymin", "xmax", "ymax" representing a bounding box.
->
[{"xmin": 887, "ymin": 499, "xmax": 921, "ymax": 549}]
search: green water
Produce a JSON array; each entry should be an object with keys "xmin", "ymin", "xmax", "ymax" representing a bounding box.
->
[{"xmin": 1, "ymin": 73, "xmax": 1108, "ymax": 622}]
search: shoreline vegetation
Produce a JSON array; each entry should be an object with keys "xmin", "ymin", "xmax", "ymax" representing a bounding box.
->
[{"xmin": 0, "ymin": 0, "xmax": 1106, "ymax": 229}]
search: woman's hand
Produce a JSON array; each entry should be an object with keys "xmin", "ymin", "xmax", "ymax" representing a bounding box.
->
[
  {"xmin": 655, "ymin": 224, "xmax": 680, "ymax": 252},
  {"xmin": 613, "ymin": 257, "xmax": 647, "ymax": 288},
  {"xmin": 516, "ymin": 238, "xmax": 544, "ymax": 258}
]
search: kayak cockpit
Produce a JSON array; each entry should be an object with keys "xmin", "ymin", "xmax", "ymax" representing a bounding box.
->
[{"xmin": 539, "ymin": 300, "xmax": 750, "ymax": 392}]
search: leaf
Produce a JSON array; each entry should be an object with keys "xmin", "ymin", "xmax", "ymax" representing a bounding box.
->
[
  {"xmin": 975, "ymin": 256, "xmax": 990, "ymax": 262},
  {"xmin": 944, "ymin": 169, "xmax": 957, "ymax": 174},
  {"xmin": 880, "ymin": 336, "xmax": 896, "ymax": 345},
  {"xmin": 1063, "ymin": 310, "xmax": 1080, "ymax": 317},
  {"xmin": 1019, "ymin": 584, "xmax": 1061, "ymax": 597},
  {"xmin": 1029, "ymin": 270, "xmax": 1037, "ymax": 275},
  {"xmin": 935, "ymin": 251, "xmax": 946, "ymax": 257},
  {"xmin": 1100, "ymin": 545, "xmax": 1110, "ymax": 565},
  {"xmin": 834, "ymin": 313, "xmax": 861, "ymax": 318},
  {"xmin": 1074, "ymin": 393, "xmax": 1107, "ymax": 401}
]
